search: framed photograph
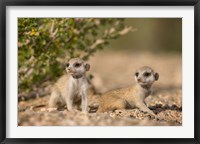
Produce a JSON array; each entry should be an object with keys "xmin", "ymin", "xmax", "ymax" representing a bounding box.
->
[{"xmin": 0, "ymin": 0, "xmax": 199, "ymax": 143}]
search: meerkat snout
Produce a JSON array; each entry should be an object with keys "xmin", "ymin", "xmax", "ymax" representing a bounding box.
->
[
  {"xmin": 134, "ymin": 66, "xmax": 159, "ymax": 86},
  {"xmin": 66, "ymin": 67, "xmax": 72, "ymax": 73}
]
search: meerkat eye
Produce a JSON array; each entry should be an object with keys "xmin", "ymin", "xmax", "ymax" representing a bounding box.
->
[
  {"xmin": 135, "ymin": 72, "xmax": 139, "ymax": 77},
  {"xmin": 66, "ymin": 63, "xmax": 69, "ymax": 67},
  {"xmin": 74, "ymin": 63, "xmax": 81, "ymax": 67},
  {"xmin": 144, "ymin": 72, "xmax": 151, "ymax": 77}
]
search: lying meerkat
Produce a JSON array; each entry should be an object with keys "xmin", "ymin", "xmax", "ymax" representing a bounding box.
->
[
  {"xmin": 97, "ymin": 66, "xmax": 159, "ymax": 117},
  {"xmin": 49, "ymin": 58, "xmax": 97, "ymax": 112}
]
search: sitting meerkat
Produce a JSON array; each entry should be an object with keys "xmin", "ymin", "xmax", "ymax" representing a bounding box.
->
[
  {"xmin": 49, "ymin": 58, "xmax": 96, "ymax": 112},
  {"xmin": 97, "ymin": 66, "xmax": 159, "ymax": 117}
]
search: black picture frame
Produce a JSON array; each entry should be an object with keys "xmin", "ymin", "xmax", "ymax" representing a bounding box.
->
[{"xmin": 0, "ymin": 0, "xmax": 199, "ymax": 143}]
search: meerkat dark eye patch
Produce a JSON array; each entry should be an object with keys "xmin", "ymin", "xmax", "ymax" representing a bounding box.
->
[
  {"xmin": 144, "ymin": 72, "xmax": 151, "ymax": 77},
  {"xmin": 74, "ymin": 63, "xmax": 81, "ymax": 67},
  {"xmin": 135, "ymin": 72, "xmax": 139, "ymax": 77},
  {"xmin": 66, "ymin": 63, "xmax": 70, "ymax": 67}
]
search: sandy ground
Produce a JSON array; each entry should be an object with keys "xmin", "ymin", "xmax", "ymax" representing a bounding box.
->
[{"xmin": 18, "ymin": 51, "xmax": 182, "ymax": 126}]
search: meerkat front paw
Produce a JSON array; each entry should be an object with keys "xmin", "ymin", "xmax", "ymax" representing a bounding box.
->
[
  {"xmin": 67, "ymin": 104, "xmax": 73, "ymax": 111},
  {"xmin": 80, "ymin": 110, "xmax": 88, "ymax": 114}
]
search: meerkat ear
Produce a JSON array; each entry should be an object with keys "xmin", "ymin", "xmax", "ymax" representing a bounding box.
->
[
  {"xmin": 154, "ymin": 72, "xmax": 159, "ymax": 81},
  {"xmin": 85, "ymin": 64, "xmax": 90, "ymax": 71}
]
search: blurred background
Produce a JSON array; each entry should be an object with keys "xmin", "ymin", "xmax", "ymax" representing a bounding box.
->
[{"xmin": 110, "ymin": 18, "xmax": 181, "ymax": 53}]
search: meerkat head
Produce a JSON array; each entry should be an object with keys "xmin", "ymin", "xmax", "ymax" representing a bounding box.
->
[
  {"xmin": 134, "ymin": 66, "xmax": 159, "ymax": 86},
  {"xmin": 65, "ymin": 58, "xmax": 90, "ymax": 79}
]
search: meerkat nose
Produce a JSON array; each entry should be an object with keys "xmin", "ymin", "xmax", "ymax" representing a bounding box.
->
[
  {"xmin": 67, "ymin": 67, "xmax": 73, "ymax": 72},
  {"xmin": 137, "ymin": 78, "xmax": 142, "ymax": 82}
]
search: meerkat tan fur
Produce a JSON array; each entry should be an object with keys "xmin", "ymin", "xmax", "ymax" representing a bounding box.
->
[
  {"xmin": 49, "ymin": 58, "xmax": 97, "ymax": 112},
  {"xmin": 97, "ymin": 66, "xmax": 159, "ymax": 117}
]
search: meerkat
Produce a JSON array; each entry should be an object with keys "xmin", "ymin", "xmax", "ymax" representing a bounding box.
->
[
  {"xmin": 97, "ymin": 66, "xmax": 159, "ymax": 117},
  {"xmin": 49, "ymin": 58, "xmax": 93, "ymax": 112}
]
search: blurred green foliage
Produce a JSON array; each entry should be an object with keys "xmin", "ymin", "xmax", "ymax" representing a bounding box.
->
[{"xmin": 18, "ymin": 18, "xmax": 133, "ymax": 94}]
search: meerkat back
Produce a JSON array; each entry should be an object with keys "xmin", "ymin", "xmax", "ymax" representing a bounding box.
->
[
  {"xmin": 55, "ymin": 75, "xmax": 70, "ymax": 100},
  {"xmin": 49, "ymin": 75, "xmax": 69, "ymax": 107},
  {"xmin": 97, "ymin": 86, "xmax": 134, "ymax": 113}
]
